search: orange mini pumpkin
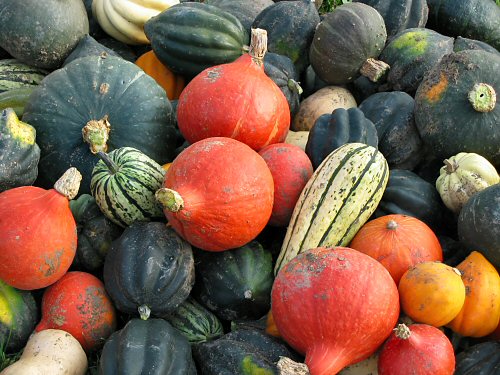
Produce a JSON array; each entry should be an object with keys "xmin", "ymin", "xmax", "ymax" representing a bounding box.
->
[{"xmin": 136, "ymin": 50, "xmax": 185, "ymax": 100}]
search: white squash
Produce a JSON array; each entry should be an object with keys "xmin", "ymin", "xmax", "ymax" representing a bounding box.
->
[
  {"xmin": 0, "ymin": 329, "xmax": 88, "ymax": 375},
  {"xmin": 284, "ymin": 130, "xmax": 309, "ymax": 151}
]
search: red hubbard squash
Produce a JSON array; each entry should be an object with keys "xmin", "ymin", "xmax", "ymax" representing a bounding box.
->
[
  {"xmin": 156, "ymin": 137, "xmax": 274, "ymax": 251},
  {"xmin": 176, "ymin": 28, "xmax": 290, "ymax": 151},
  {"xmin": 258, "ymin": 143, "xmax": 313, "ymax": 227},
  {"xmin": 378, "ymin": 323, "xmax": 455, "ymax": 375},
  {"xmin": 35, "ymin": 271, "xmax": 117, "ymax": 352},
  {"xmin": 349, "ymin": 214, "xmax": 443, "ymax": 284},
  {"xmin": 0, "ymin": 168, "xmax": 81, "ymax": 290},
  {"xmin": 271, "ymin": 247, "xmax": 400, "ymax": 375}
]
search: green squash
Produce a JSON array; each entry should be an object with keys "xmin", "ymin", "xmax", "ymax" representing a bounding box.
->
[
  {"xmin": 0, "ymin": 87, "xmax": 35, "ymax": 117},
  {"xmin": 91, "ymin": 147, "xmax": 165, "ymax": 227},
  {"xmin": 414, "ymin": 50, "xmax": 500, "ymax": 167},
  {"xmin": 0, "ymin": 0, "xmax": 89, "ymax": 69},
  {"xmin": 62, "ymin": 35, "xmax": 120, "ymax": 67},
  {"xmin": 192, "ymin": 241, "xmax": 274, "ymax": 321},
  {"xmin": 69, "ymin": 194, "xmax": 123, "ymax": 272},
  {"xmin": 458, "ymin": 183, "xmax": 500, "ymax": 270},
  {"xmin": 206, "ymin": 0, "xmax": 274, "ymax": 32},
  {"xmin": 305, "ymin": 107, "xmax": 378, "ymax": 169},
  {"xmin": 144, "ymin": 2, "xmax": 250, "ymax": 79},
  {"xmin": 22, "ymin": 55, "xmax": 177, "ymax": 195},
  {"xmin": 454, "ymin": 341, "xmax": 500, "ymax": 375},
  {"xmin": 0, "ymin": 59, "xmax": 47, "ymax": 93},
  {"xmin": 453, "ymin": 36, "xmax": 500, "ymax": 56},
  {"xmin": 0, "ymin": 108, "xmax": 40, "ymax": 192},
  {"xmin": 0, "ymin": 279, "xmax": 38, "ymax": 353},
  {"xmin": 103, "ymin": 222, "xmax": 195, "ymax": 319},
  {"xmin": 99, "ymin": 318, "xmax": 197, "ymax": 375}
]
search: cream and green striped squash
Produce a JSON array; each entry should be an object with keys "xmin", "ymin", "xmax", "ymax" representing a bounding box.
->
[
  {"xmin": 275, "ymin": 142, "xmax": 389, "ymax": 274},
  {"xmin": 90, "ymin": 146, "xmax": 166, "ymax": 227},
  {"xmin": 0, "ymin": 59, "xmax": 47, "ymax": 92}
]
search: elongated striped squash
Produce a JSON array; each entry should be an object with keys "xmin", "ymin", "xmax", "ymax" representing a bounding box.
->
[
  {"xmin": 0, "ymin": 59, "xmax": 47, "ymax": 93},
  {"xmin": 90, "ymin": 147, "xmax": 165, "ymax": 227},
  {"xmin": 0, "ymin": 87, "xmax": 35, "ymax": 116},
  {"xmin": 275, "ymin": 143, "xmax": 389, "ymax": 274}
]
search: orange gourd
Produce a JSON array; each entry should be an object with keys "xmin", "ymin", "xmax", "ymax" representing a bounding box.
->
[
  {"xmin": 349, "ymin": 214, "xmax": 443, "ymax": 284},
  {"xmin": 398, "ymin": 261, "xmax": 466, "ymax": 327},
  {"xmin": 136, "ymin": 50, "xmax": 185, "ymax": 100},
  {"xmin": 447, "ymin": 251, "xmax": 500, "ymax": 337}
]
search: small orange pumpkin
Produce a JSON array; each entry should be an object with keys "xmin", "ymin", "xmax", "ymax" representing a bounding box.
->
[
  {"xmin": 398, "ymin": 261, "xmax": 466, "ymax": 327},
  {"xmin": 447, "ymin": 251, "xmax": 500, "ymax": 337},
  {"xmin": 136, "ymin": 50, "xmax": 185, "ymax": 100}
]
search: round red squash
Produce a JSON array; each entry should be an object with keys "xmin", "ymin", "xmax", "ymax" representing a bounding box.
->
[
  {"xmin": 176, "ymin": 28, "xmax": 290, "ymax": 151},
  {"xmin": 258, "ymin": 143, "xmax": 313, "ymax": 227},
  {"xmin": 271, "ymin": 247, "xmax": 400, "ymax": 375},
  {"xmin": 156, "ymin": 137, "xmax": 274, "ymax": 252},
  {"xmin": 349, "ymin": 214, "xmax": 443, "ymax": 284},
  {"xmin": 378, "ymin": 323, "xmax": 455, "ymax": 375},
  {"xmin": 35, "ymin": 271, "xmax": 117, "ymax": 352},
  {"xmin": 0, "ymin": 168, "xmax": 81, "ymax": 290}
]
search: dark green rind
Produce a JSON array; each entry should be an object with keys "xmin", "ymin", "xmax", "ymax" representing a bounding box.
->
[
  {"xmin": 192, "ymin": 241, "xmax": 274, "ymax": 321},
  {"xmin": 144, "ymin": 2, "xmax": 249, "ymax": 79},
  {"xmin": 454, "ymin": 341, "xmax": 500, "ymax": 375},
  {"xmin": 22, "ymin": 55, "xmax": 177, "ymax": 195},
  {"xmin": 380, "ymin": 28, "xmax": 454, "ymax": 94},
  {"xmin": 453, "ymin": 36, "xmax": 500, "ymax": 56},
  {"xmin": 0, "ymin": 59, "xmax": 47, "ymax": 93},
  {"xmin": 63, "ymin": 35, "xmax": 120, "ymax": 67},
  {"xmin": 99, "ymin": 318, "xmax": 197, "ymax": 375},
  {"xmin": 458, "ymin": 184, "xmax": 500, "ymax": 271},
  {"xmin": 359, "ymin": 91, "xmax": 422, "ymax": 170},
  {"xmin": 0, "ymin": 87, "xmax": 35, "ymax": 117},
  {"xmin": 206, "ymin": 0, "xmax": 274, "ymax": 32},
  {"xmin": 309, "ymin": 2, "xmax": 387, "ymax": 84},
  {"xmin": 103, "ymin": 222, "xmax": 195, "ymax": 318}
]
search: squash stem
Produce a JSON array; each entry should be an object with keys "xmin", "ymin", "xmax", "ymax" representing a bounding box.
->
[
  {"xmin": 288, "ymin": 79, "xmax": 303, "ymax": 95},
  {"xmin": 53, "ymin": 167, "xmax": 83, "ymax": 200},
  {"xmin": 138, "ymin": 305, "xmax": 151, "ymax": 320},
  {"xmin": 82, "ymin": 115, "xmax": 111, "ymax": 154},
  {"xmin": 443, "ymin": 159, "xmax": 458, "ymax": 173},
  {"xmin": 249, "ymin": 28, "xmax": 267, "ymax": 67},
  {"xmin": 155, "ymin": 187, "xmax": 184, "ymax": 212},
  {"xmin": 468, "ymin": 83, "xmax": 496, "ymax": 112},
  {"xmin": 393, "ymin": 323, "xmax": 412, "ymax": 340},
  {"xmin": 277, "ymin": 357, "xmax": 310, "ymax": 375},
  {"xmin": 386, "ymin": 220, "xmax": 398, "ymax": 230},
  {"xmin": 96, "ymin": 151, "xmax": 118, "ymax": 174},
  {"xmin": 360, "ymin": 58, "xmax": 390, "ymax": 83}
]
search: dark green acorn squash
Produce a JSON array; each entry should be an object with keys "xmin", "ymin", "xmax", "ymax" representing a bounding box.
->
[
  {"xmin": 252, "ymin": 0, "xmax": 321, "ymax": 75},
  {"xmin": 0, "ymin": 59, "xmax": 47, "ymax": 93},
  {"xmin": 305, "ymin": 107, "xmax": 378, "ymax": 169},
  {"xmin": 454, "ymin": 341, "xmax": 500, "ymax": 375},
  {"xmin": 69, "ymin": 194, "xmax": 123, "ymax": 272},
  {"xmin": 427, "ymin": 0, "xmax": 500, "ymax": 51},
  {"xmin": 22, "ymin": 55, "xmax": 177, "ymax": 195},
  {"xmin": 206, "ymin": 0, "xmax": 274, "ymax": 32},
  {"xmin": 192, "ymin": 241, "xmax": 274, "ymax": 321},
  {"xmin": 358, "ymin": 91, "xmax": 423, "ymax": 170},
  {"xmin": 352, "ymin": 0, "xmax": 428, "ymax": 40},
  {"xmin": 458, "ymin": 183, "xmax": 500, "ymax": 270},
  {"xmin": 83, "ymin": 0, "xmax": 105, "ymax": 39},
  {"xmin": 379, "ymin": 28, "xmax": 454, "ymax": 94},
  {"xmin": 0, "ymin": 0, "xmax": 89, "ymax": 70},
  {"xmin": 453, "ymin": 36, "xmax": 500, "ymax": 56},
  {"xmin": 165, "ymin": 296, "xmax": 224, "ymax": 344},
  {"xmin": 103, "ymin": 222, "xmax": 195, "ymax": 319},
  {"xmin": 309, "ymin": 2, "xmax": 388, "ymax": 85},
  {"xmin": 439, "ymin": 235, "xmax": 470, "ymax": 268},
  {"xmin": 414, "ymin": 50, "xmax": 500, "ymax": 167},
  {"xmin": 0, "ymin": 108, "xmax": 40, "ymax": 192},
  {"xmin": 99, "ymin": 318, "xmax": 197, "ymax": 375},
  {"xmin": 0, "ymin": 279, "xmax": 38, "ymax": 353},
  {"xmin": 63, "ymin": 35, "xmax": 120, "ymax": 67},
  {"xmin": 192, "ymin": 327, "xmax": 302, "ymax": 375},
  {"xmin": 144, "ymin": 2, "xmax": 250, "ymax": 79}
]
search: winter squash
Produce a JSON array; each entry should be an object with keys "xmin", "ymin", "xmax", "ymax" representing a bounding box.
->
[
  {"xmin": 90, "ymin": 147, "xmax": 166, "ymax": 227},
  {"xmin": 22, "ymin": 55, "xmax": 177, "ymax": 195},
  {"xmin": 99, "ymin": 318, "xmax": 197, "ymax": 375},
  {"xmin": 398, "ymin": 261, "xmax": 465, "ymax": 327},
  {"xmin": 144, "ymin": 2, "xmax": 250, "ymax": 79},
  {"xmin": 309, "ymin": 2, "xmax": 388, "ymax": 85},
  {"xmin": 35, "ymin": 271, "xmax": 117, "ymax": 352},
  {"xmin": 305, "ymin": 107, "xmax": 378, "ymax": 169},
  {"xmin": 0, "ymin": 0, "xmax": 89, "ymax": 69},
  {"xmin": 176, "ymin": 28, "xmax": 290, "ymax": 151},
  {"xmin": 258, "ymin": 143, "xmax": 313, "ymax": 227},
  {"xmin": 0, "ymin": 329, "xmax": 88, "ymax": 375},
  {"xmin": 62, "ymin": 34, "xmax": 120, "ymax": 67},
  {"xmin": 272, "ymin": 247, "xmax": 400, "ymax": 374},
  {"xmin": 349, "ymin": 214, "xmax": 443, "ymax": 284},
  {"xmin": 206, "ymin": 0, "xmax": 274, "ymax": 32},
  {"xmin": 0, "ymin": 168, "xmax": 81, "ymax": 290},
  {"xmin": 92, "ymin": 0, "xmax": 179, "ymax": 45},
  {"xmin": 378, "ymin": 323, "xmax": 455, "ymax": 375},
  {"xmin": 453, "ymin": 36, "xmax": 500, "ymax": 55},
  {"xmin": 436, "ymin": 152, "xmax": 500, "ymax": 214},
  {"xmin": 0, "ymin": 108, "xmax": 40, "ymax": 192},
  {"xmin": 103, "ymin": 222, "xmax": 195, "ymax": 319},
  {"xmin": 0, "ymin": 59, "xmax": 47, "ymax": 92},
  {"xmin": 447, "ymin": 251, "xmax": 500, "ymax": 338},
  {"xmin": 0, "ymin": 87, "xmax": 35, "ymax": 117},
  {"xmin": 454, "ymin": 341, "xmax": 500, "ymax": 375},
  {"xmin": 156, "ymin": 137, "xmax": 274, "ymax": 252},
  {"xmin": 135, "ymin": 50, "xmax": 185, "ymax": 100},
  {"xmin": 284, "ymin": 130, "xmax": 309, "ymax": 151}
]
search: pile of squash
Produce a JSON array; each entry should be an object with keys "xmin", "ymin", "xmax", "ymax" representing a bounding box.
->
[{"xmin": 0, "ymin": 0, "xmax": 499, "ymax": 374}]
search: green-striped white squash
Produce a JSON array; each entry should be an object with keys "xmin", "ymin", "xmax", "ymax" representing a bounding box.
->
[
  {"xmin": 90, "ymin": 147, "xmax": 165, "ymax": 227},
  {"xmin": 0, "ymin": 59, "xmax": 47, "ymax": 92},
  {"xmin": 275, "ymin": 142, "xmax": 389, "ymax": 274}
]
